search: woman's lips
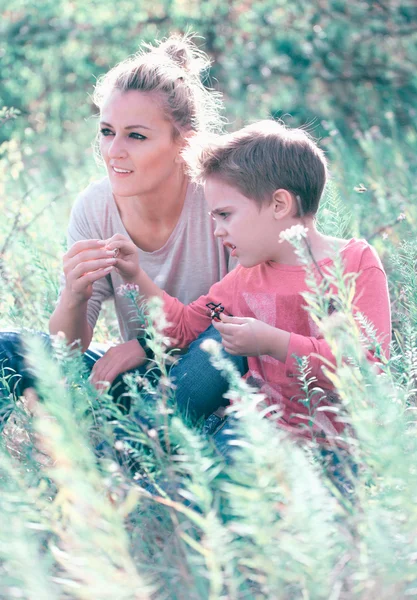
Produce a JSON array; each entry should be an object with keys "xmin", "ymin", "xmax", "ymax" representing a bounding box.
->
[{"xmin": 112, "ymin": 166, "xmax": 133, "ymax": 176}]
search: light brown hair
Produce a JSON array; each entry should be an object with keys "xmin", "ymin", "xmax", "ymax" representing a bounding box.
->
[
  {"xmin": 93, "ymin": 33, "xmax": 224, "ymax": 138},
  {"xmin": 186, "ymin": 120, "xmax": 328, "ymax": 215}
]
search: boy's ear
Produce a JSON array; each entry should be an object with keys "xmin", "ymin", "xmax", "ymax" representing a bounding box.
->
[{"xmin": 272, "ymin": 189, "xmax": 295, "ymax": 219}]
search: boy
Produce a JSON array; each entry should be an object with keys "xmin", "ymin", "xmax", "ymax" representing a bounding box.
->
[{"xmin": 107, "ymin": 120, "xmax": 391, "ymax": 444}]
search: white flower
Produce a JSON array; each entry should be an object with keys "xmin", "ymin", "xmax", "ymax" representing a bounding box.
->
[
  {"xmin": 200, "ymin": 338, "xmax": 222, "ymax": 354},
  {"xmin": 279, "ymin": 225, "xmax": 309, "ymax": 244}
]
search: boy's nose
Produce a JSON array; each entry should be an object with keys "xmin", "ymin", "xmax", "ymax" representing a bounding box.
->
[{"xmin": 214, "ymin": 223, "xmax": 226, "ymax": 237}]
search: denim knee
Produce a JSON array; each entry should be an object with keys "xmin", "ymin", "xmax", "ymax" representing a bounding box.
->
[{"xmin": 168, "ymin": 325, "xmax": 248, "ymax": 423}]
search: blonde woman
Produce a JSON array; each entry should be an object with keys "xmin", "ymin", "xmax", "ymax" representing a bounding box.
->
[{"xmin": 0, "ymin": 35, "xmax": 245, "ymax": 424}]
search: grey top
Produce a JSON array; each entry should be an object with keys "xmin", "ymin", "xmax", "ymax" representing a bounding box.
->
[{"xmin": 66, "ymin": 177, "xmax": 234, "ymax": 341}]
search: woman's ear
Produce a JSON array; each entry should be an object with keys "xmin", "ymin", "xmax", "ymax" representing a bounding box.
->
[
  {"xmin": 272, "ymin": 189, "xmax": 295, "ymax": 220},
  {"xmin": 174, "ymin": 129, "xmax": 195, "ymax": 163}
]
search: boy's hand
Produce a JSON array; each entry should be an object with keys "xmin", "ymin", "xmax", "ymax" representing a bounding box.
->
[
  {"xmin": 212, "ymin": 314, "xmax": 275, "ymax": 356},
  {"xmin": 104, "ymin": 234, "xmax": 140, "ymax": 283}
]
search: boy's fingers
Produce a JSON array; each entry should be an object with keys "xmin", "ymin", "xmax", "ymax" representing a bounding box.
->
[
  {"xmin": 212, "ymin": 321, "xmax": 237, "ymax": 339},
  {"xmin": 219, "ymin": 314, "xmax": 248, "ymax": 324}
]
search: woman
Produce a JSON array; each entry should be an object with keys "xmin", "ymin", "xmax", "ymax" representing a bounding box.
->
[{"xmin": 0, "ymin": 34, "xmax": 245, "ymax": 424}]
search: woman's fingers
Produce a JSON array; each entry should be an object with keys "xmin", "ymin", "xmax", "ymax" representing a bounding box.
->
[
  {"xmin": 103, "ymin": 233, "xmax": 129, "ymax": 245},
  {"xmin": 70, "ymin": 257, "xmax": 116, "ymax": 280},
  {"xmin": 65, "ymin": 239, "xmax": 106, "ymax": 259},
  {"xmin": 72, "ymin": 266, "xmax": 114, "ymax": 290},
  {"xmin": 105, "ymin": 238, "xmax": 136, "ymax": 255},
  {"xmin": 64, "ymin": 248, "xmax": 116, "ymax": 274}
]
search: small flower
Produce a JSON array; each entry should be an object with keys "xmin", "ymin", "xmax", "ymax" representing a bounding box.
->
[
  {"xmin": 135, "ymin": 375, "xmax": 145, "ymax": 386},
  {"xmin": 279, "ymin": 224, "xmax": 308, "ymax": 244},
  {"xmin": 159, "ymin": 376, "xmax": 174, "ymax": 389},
  {"xmin": 117, "ymin": 283, "xmax": 140, "ymax": 297},
  {"xmin": 397, "ymin": 213, "xmax": 406, "ymax": 222},
  {"xmin": 354, "ymin": 183, "xmax": 367, "ymax": 193},
  {"xmin": 382, "ymin": 232, "xmax": 389, "ymax": 240}
]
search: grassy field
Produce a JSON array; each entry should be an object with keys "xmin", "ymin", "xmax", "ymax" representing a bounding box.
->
[
  {"xmin": 1, "ymin": 102, "xmax": 417, "ymax": 600},
  {"xmin": 2, "ymin": 3, "xmax": 417, "ymax": 597}
]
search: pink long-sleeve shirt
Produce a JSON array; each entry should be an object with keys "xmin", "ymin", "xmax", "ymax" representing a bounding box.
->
[{"xmin": 163, "ymin": 238, "xmax": 391, "ymax": 442}]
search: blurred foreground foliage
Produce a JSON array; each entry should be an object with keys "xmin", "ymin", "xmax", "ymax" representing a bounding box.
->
[{"xmin": 1, "ymin": 1, "xmax": 417, "ymax": 598}]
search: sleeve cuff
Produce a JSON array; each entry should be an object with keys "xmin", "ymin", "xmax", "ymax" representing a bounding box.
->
[{"xmin": 285, "ymin": 333, "xmax": 316, "ymax": 378}]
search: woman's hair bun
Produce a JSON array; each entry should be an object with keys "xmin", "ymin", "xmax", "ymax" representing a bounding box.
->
[
  {"xmin": 153, "ymin": 33, "xmax": 211, "ymax": 78},
  {"xmin": 94, "ymin": 31, "xmax": 224, "ymax": 136}
]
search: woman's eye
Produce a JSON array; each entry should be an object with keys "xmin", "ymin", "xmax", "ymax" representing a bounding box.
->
[
  {"xmin": 100, "ymin": 128, "xmax": 113, "ymax": 136},
  {"xmin": 129, "ymin": 132, "xmax": 147, "ymax": 140}
]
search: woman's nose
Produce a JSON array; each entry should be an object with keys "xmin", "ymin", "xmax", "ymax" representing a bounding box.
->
[{"xmin": 108, "ymin": 136, "xmax": 127, "ymax": 159}]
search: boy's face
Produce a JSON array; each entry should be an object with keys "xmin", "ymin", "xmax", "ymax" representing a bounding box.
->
[{"xmin": 205, "ymin": 177, "xmax": 280, "ymax": 268}]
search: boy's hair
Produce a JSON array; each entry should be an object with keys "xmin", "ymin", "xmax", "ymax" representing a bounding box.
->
[
  {"xmin": 186, "ymin": 120, "xmax": 328, "ymax": 216},
  {"xmin": 93, "ymin": 33, "xmax": 224, "ymax": 138}
]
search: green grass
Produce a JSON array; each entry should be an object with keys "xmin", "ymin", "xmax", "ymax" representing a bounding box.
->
[{"xmin": 1, "ymin": 106, "xmax": 417, "ymax": 599}]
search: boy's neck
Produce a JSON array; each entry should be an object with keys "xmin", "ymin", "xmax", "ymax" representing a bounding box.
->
[{"xmin": 275, "ymin": 220, "xmax": 346, "ymax": 266}]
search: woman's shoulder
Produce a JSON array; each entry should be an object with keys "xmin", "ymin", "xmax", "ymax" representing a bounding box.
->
[
  {"xmin": 68, "ymin": 177, "xmax": 115, "ymax": 237},
  {"xmin": 184, "ymin": 180, "xmax": 205, "ymax": 207},
  {"xmin": 73, "ymin": 177, "xmax": 113, "ymax": 211}
]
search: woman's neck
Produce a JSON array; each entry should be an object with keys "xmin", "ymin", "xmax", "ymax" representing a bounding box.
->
[
  {"xmin": 114, "ymin": 169, "xmax": 189, "ymax": 226},
  {"xmin": 113, "ymin": 170, "xmax": 190, "ymax": 252}
]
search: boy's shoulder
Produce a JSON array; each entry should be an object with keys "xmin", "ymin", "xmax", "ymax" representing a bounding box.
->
[{"xmin": 342, "ymin": 238, "xmax": 385, "ymax": 272}]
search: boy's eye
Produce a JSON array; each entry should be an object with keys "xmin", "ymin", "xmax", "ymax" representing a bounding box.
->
[{"xmin": 209, "ymin": 211, "xmax": 230, "ymax": 221}]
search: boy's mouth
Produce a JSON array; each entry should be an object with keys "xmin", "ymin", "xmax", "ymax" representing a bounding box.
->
[{"xmin": 224, "ymin": 242, "xmax": 237, "ymax": 256}]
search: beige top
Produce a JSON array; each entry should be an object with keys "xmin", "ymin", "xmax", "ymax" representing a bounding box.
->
[{"xmin": 66, "ymin": 177, "xmax": 234, "ymax": 341}]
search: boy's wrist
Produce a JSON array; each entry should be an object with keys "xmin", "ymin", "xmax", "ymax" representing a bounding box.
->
[{"xmin": 266, "ymin": 326, "xmax": 290, "ymax": 363}]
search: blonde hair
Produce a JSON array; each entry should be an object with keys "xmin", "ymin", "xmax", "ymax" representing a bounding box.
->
[
  {"xmin": 93, "ymin": 33, "xmax": 224, "ymax": 137},
  {"xmin": 185, "ymin": 120, "xmax": 328, "ymax": 216}
]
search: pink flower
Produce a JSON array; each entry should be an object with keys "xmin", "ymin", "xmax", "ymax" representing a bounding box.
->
[{"xmin": 117, "ymin": 283, "xmax": 140, "ymax": 297}]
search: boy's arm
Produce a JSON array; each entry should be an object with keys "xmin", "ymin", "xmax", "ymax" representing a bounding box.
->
[
  {"xmin": 285, "ymin": 265, "xmax": 391, "ymax": 385},
  {"xmin": 214, "ymin": 265, "xmax": 391, "ymax": 388},
  {"xmin": 106, "ymin": 233, "xmax": 239, "ymax": 348},
  {"xmin": 163, "ymin": 270, "xmax": 238, "ymax": 347}
]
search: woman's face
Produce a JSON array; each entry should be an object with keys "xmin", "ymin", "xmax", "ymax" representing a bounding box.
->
[{"xmin": 99, "ymin": 89, "xmax": 185, "ymax": 198}]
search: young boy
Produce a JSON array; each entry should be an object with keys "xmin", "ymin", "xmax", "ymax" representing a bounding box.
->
[{"xmin": 108, "ymin": 120, "xmax": 391, "ymax": 444}]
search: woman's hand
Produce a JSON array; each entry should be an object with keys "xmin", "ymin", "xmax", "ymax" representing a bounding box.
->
[
  {"xmin": 90, "ymin": 339, "xmax": 147, "ymax": 390},
  {"xmin": 63, "ymin": 239, "xmax": 117, "ymax": 305},
  {"xmin": 104, "ymin": 234, "xmax": 141, "ymax": 283}
]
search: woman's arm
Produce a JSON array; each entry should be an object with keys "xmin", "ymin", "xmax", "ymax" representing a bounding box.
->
[
  {"xmin": 49, "ymin": 239, "xmax": 117, "ymax": 351},
  {"xmin": 105, "ymin": 234, "xmax": 163, "ymax": 299}
]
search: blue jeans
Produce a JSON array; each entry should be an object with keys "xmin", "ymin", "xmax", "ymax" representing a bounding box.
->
[{"xmin": 0, "ymin": 327, "xmax": 247, "ymax": 426}]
